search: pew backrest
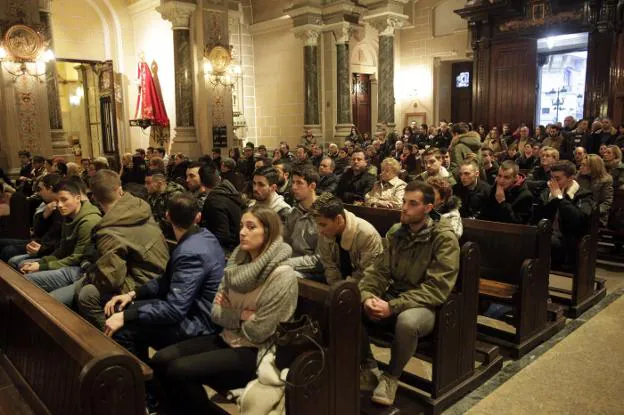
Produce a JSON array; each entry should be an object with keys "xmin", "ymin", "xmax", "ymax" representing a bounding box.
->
[
  {"xmin": 0, "ymin": 261, "xmax": 151, "ymax": 415},
  {"xmin": 461, "ymin": 219, "xmax": 552, "ymax": 284},
  {"xmin": 344, "ymin": 204, "xmax": 400, "ymax": 236}
]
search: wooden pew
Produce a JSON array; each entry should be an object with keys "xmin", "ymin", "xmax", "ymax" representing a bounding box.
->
[
  {"xmin": 344, "ymin": 204, "xmax": 400, "ymax": 236},
  {"xmin": 287, "ymin": 279, "xmax": 361, "ymax": 415},
  {"xmin": 550, "ymin": 208, "xmax": 607, "ymax": 317},
  {"xmin": 461, "ymin": 219, "xmax": 565, "ymax": 358},
  {"xmin": 0, "ymin": 260, "xmax": 152, "ymax": 415},
  {"xmin": 205, "ymin": 279, "xmax": 362, "ymax": 415},
  {"xmin": 364, "ymin": 242, "xmax": 502, "ymax": 415},
  {"xmin": 597, "ymin": 188, "xmax": 624, "ymax": 263},
  {"xmin": 0, "ymin": 192, "xmax": 30, "ymax": 240}
]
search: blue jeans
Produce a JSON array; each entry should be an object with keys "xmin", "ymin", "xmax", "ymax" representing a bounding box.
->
[
  {"xmin": 8, "ymin": 253, "xmax": 36, "ymax": 269},
  {"xmin": 0, "ymin": 238, "xmax": 28, "ymax": 262},
  {"xmin": 26, "ymin": 266, "xmax": 82, "ymax": 303}
]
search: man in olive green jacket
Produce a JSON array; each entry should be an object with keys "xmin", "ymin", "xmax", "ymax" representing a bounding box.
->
[
  {"xmin": 74, "ymin": 170, "xmax": 170, "ymax": 329},
  {"xmin": 358, "ymin": 181, "xmax": 460, "ymax": 407}
]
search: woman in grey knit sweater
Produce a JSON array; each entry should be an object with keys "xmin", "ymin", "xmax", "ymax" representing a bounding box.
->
[{"xmin": 151, "ymin": 206, "xmax": 299, "ymax": 414}]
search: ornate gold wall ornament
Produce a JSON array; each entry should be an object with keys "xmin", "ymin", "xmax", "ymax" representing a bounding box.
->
[
  {"xmin": 3, "ymin": 24, "xmax": 44, "ymax": 61},
  {"xmin": 0, "ymin": 24, "xmax": 55, "ymax": 82},
  {"xmin": 207, "ymin": 45, "xmax": 231, "ymax": 73},
  {"xmin": 498, "ymin": 10, "xmax": 582, "ymax": 32},
  {"xmin": 203, "ymin": 44, "xmax": 241, "ymax": 88}
]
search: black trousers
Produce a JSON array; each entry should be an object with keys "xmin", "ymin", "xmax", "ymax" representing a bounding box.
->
[
  {"xmin": 150, "ymin": 334, "xmax": 257, "ymax": 415},
  {"xmin": 113, "ymin": 300, "xmax": 191, "ymax": 363}
]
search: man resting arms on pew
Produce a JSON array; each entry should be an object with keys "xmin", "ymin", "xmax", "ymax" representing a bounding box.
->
[
  {"xmin": 68, "ymin": 170, "xmax": 169, "ymax": 329},
  {"xmin": 533, "ymin": 160, "xmax": 594, "ymax": 268},
  {"xmin": 358, "ymin": 181, "xmax": 460, "ymax": 406},
  {"xmin": 19, "ymin": 180, "xmax": 102, "ymax": 300},
  {"xmin": 312, "ymin": 193, "xmax": 383, "ymax": 285}
]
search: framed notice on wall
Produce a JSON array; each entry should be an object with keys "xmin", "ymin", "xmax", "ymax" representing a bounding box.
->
[
  {"xmin": 212, "ymin": 126, "xmax": 228, "ymax": 148},
  {"xmin": 404, "ymin": 112, "xmax": 427, "ymax": 128}
]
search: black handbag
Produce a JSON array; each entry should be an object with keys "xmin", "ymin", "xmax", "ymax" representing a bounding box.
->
[{"xmin": 262, "ymin": 315, "xmax": 326, "ymax": 388}]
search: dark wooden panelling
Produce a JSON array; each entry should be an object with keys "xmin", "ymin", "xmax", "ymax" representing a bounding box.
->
[{"xmin": 488, "ymin": 39, "xmax": 537, "ymax": 129}]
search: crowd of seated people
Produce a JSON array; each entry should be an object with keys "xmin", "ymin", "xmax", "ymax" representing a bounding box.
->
[{"xmin": 0, "ymin": 115, "xmax": 623, "ymax": 413}]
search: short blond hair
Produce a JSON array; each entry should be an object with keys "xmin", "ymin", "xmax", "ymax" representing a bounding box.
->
[
  {"xmin": 380, "ymin": 157, "xmax": 401, "ymax": 174},
  {"xmin": 541, "ymin": 146, "xmax": 560, "ymax": 160}
]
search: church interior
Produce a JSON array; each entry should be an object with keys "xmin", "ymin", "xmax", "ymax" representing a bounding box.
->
[{"xmin": 0, "ymin": 0, "xmax": 623, "ymax": 414}]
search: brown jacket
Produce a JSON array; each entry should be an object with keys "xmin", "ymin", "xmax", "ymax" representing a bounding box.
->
[{"xmin": 318, "ymin": 210, "xmax": 384, "ymax": 285}]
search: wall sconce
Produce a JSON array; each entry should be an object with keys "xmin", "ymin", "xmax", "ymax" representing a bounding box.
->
[
  {"xmin": 0, "ymin": 24, "xmax": 55, "ymax": 83},
  {"xmin": 203, "ymin": 45, "xmax": 241, "ymax": 88},
  {"xmin": 69, "ymin": 86, "xmax": 84, "ymax": 107}
]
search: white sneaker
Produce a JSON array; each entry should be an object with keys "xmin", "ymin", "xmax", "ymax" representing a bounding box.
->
[{"xmin": 371, "ymin": 373, "xmax": 398, "ymax": 406}]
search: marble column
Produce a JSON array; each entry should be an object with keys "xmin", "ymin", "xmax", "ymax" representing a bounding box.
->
[
  {"xmin": 40, "ymin": 7, "xmax": 72, "ymax": 159},
  {"xmin": 295, "ymin": 28, "xmax": 321, "ymax": 138},
  {"xmin": 368, "ymin": 16, "xmax": 404, "ymax": 129},
  {"xmin": 158, "ymin": 1, "xmax": 199, "ymax": 157},
  {"xmin": 333, "ymin": 25, "xmax": 354, "ymax": 140}
]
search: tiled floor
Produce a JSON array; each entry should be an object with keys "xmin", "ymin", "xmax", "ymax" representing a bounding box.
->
[{"xmin": 465, "ymin": 290, "xmax": 624, "ymax": 414}]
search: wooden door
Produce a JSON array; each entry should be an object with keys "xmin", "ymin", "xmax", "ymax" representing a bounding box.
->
[
  {"xmin": 352, "ymin": 73, "xmax": 371, "ymax": 136},
  {"xmin": 95, "ymin": 61, "xmax": 120, "ymax": 170},
  {"xmin": 488, "ymin": 39, "xmax": 537, "ymax": 129},
  {"xmin": 451, "ymin": 62, "xmax": 473, "ymax": 123}
]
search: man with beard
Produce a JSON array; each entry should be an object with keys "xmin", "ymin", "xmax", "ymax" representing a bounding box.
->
[
  {"xmin": 199, "ymin": 165, "xmax": 245, "ymax": 256},
  {"xmin": 186, "ymin": 162, "xmax": 210, "ymax": 209},
  {"xmin": 248, "ymin": 166, "xmax": 292, "ymax": 223},
  {"xmin": 358, "ymin": 181, "xmax": 460, "ymax": 406},
  {"xmin": 272, "ymin": 159, "xmax": 294, "ymax": 205},
  {"xmin": 542, "ymin": 124, "xmax": 565, "ymax": 152},
  {"xmin": 335, "ymin": 150, "xmax": 376, "ymax": 203}
]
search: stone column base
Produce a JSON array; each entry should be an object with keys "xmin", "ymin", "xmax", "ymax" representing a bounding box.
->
[
  {"xmin": 334, "ymin": 123, "xmax": 354, "ymax": 143},
  {"xmin": 171, "ymin": 127, "xmax": 201, "ymax": 158},
  {"xmin": 50, "ymin": 129, "xmax": 73, "ymax": 160}
]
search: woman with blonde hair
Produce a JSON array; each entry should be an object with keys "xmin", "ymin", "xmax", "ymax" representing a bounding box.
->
[
  {"xmin": 365, "ymin": 157, "xmax": 407, "ymax": 209},
  {"xmin": 66, "ymin": 162, "xmax": 81, "ymax": 177},
  {"xmin": 151, "ymin": 206, "xmax": 299, "ymax": 414},
  {"xmin": 603, "ymin": 145, "xmax": 624, "ymax": 189},
  {"xmin": 578, "ymin": 154, "xmax": 613, "ymax": 226}
]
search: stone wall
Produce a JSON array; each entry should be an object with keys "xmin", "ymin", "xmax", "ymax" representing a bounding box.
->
[
  {"xmin": 52, "ymin": 0, "xmax": 108, "ymax": 61},
  {"xmin": 251, "ymin": 19, "xmax": 304, "ymax": 150}
]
